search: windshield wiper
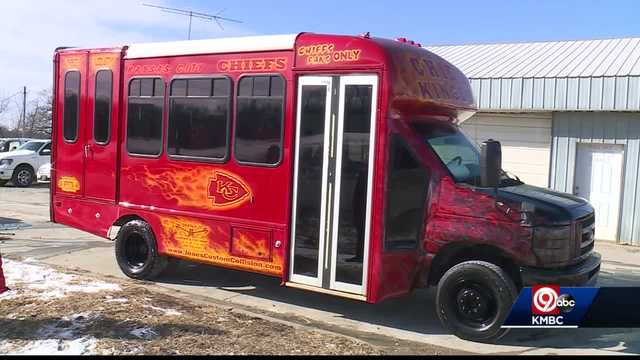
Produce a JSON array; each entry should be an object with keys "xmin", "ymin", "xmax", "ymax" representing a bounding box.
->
[{"xmin": 499, "ymin": 170, "xmax": 523, "ymax": 186}]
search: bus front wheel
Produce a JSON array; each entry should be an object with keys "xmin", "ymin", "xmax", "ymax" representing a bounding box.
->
[
  {"xmin": 115, "ymin": 219, "xmax": 168, "ymax": 280},
  {"xmin": 435, "ymin": 260, "xmax": 517, "ymax": 343}
]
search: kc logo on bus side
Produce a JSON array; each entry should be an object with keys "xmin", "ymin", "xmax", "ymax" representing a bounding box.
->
[{"xmin": 207, "ymin": 170, "xmax": 252, "ymax": 210}]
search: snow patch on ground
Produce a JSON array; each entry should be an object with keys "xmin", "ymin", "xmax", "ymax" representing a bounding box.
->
[
  {"xmin": 0, "ymin": 312, "xmax": 100, "ymax": 355},
  {"xmin": 129, "ymin": 326, "xmax": 158, "ymax": 339},
  {"xmin": 0, "ymin": 311, "xmax": 101, "ymax": 355},
  {"xmin": 0, "ymin": 289, "xmax": 20, "ymax": 301},
  {"xmin": 105, "ymin": 298, "xmax": 129, "ymax": 303},
  {"xmin": 0, "ymin": 259, "xmax": 121, "ymax": 355},
  {"xmin": 143, "ymin": 304, "xmax": 182, "ymax": 316},
  {"xmin": 0, "ymin": 337, "xmax": 98, "ymax": 355},
  {"xmin": 0, "ymin": 259, "xmax": 120, "ymax": 300}
]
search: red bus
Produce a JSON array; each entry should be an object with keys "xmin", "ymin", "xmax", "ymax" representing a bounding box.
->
[{"xmin": 51, "ymin": 32, "xmax": 601, "ymax": 342}]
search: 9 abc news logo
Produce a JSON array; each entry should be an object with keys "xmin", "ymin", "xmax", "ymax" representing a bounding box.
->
[{"xmin": 531, "ymin": 285, "xmax": 576, "ymax": 325}]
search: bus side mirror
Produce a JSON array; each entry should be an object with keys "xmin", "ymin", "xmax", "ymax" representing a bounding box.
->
[{"xmin": 480, "ymin": 139, "xmax": 501, "ymax": 188}]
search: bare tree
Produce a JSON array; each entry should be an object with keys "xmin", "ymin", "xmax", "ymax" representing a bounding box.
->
[
  {"xmin": 22, "ymin": 89, "xmax": 52, "ymax": 138},
  {"xmin": 0, "ymin": 94, "xmax": 13, "ymax": 137},
  {"xmin": 0, "ymin": 97, "xmax": 8, "ymax": 115}
]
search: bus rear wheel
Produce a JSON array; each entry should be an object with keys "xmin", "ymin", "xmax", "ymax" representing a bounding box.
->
[
  {"xmin": 435, "ymin": 260, "xmax": 517, "ymax": 343},
  {"xmin": 115, "ymin": 219, "xmax": 168, "ymax": 280}
]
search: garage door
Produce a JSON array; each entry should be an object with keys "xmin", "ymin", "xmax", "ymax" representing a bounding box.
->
[{"xmin": 461, "ymin": 112, "xmax": 552, "ymax": 188}]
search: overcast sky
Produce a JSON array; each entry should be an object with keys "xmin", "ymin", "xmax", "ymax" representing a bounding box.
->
[{"xmin": 1, "ymin": 0, "xmax": 639, "ymax": 127}]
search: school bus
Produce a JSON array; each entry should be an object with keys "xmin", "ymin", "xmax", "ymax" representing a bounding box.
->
[{"xmin": 51, "ymin": 33, "xmax": 600, "ymax": 342}]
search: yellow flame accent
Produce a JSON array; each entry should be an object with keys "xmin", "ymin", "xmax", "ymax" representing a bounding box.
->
[
  {"xmin": 158, "ymin": 216, "xmax": 282, "ymax": 275},
  {"xmin": 130, "ymin": 166, "xmax": 252, "ymax": 211},
  {"xmin": 57, "ymin": 176, "xmax": 80, "ymax": 193}
]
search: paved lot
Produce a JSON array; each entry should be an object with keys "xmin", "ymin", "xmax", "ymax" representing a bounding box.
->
[{"xmin": 1, "ymin": 185, "xmax": 639, "ymax": 355}]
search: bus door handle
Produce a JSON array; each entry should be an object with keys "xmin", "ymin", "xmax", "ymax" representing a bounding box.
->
[{"xmin": 84, "ymin": 144, "xmax": 93, "ymax": 160}]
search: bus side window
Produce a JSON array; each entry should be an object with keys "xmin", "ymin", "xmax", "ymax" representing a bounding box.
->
[
  {"xmin": 126, "ymin": 78, "xmax": 164, "ymax": 156},
  {"xmin": 384, "ymin": 135, "xmax": 430, "ymax": 251},
  {"xmin": 234, "ymin": 75, "xmax": 284, "ymax": 166},
  {"xmin": 94, "ymin": 70, "xmax": 113, "ymax": 144},
  {"xmin": 167, "ymin": 77, "xmax": 231, "ymax": 161},
  {"xmin": 63, "ymin": 71, "xmax": 81, "ymax": 142}
]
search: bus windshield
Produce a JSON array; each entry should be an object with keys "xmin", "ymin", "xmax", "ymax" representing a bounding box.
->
[{"xmin": 411, "ymin": 122, "xmax": 521, "ymax": 187}]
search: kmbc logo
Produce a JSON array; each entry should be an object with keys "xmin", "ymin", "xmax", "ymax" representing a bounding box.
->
[
  {"xmin": 531, "ymin": 285, "xmax": 576, "ymax": 318},
  {"xmin": 532, "ymin": 285, "xmax": 561, "ymax": 315},
  {"xmin": 503, "ymin": 285, "xmax": 591, "ymax": 328}
]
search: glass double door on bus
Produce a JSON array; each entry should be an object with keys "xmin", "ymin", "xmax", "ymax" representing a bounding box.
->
[{"xmin": 290, "ymin": 75, "xmax": 378, "ymax": 296}]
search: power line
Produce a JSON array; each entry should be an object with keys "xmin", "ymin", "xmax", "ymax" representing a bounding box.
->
[{"xmin": 141, "ymin": 3, "xmax": 242, "ymax": 40}]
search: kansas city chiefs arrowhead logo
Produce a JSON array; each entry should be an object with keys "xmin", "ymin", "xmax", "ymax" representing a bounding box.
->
[{"xmin": 207, "ymin": 169, "xmax": 252, "ymax": 210}]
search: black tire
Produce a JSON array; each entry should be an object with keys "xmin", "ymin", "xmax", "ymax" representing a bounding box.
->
[
  {"xmin": 12, "ymin": 165, "xmax": 34, "ymax": 187},
  {"xmin": 0, "ymin": 180, "xmax": 7, "ymax": 187},
  {"xmin": 115, "ymin": 219, "xmax": 168, "ymax": 280},
  {"xmin": 436, "ymin": 261, "xmax": 517, "ymax": 343}
]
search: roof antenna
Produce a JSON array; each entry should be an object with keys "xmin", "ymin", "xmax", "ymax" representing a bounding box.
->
[{"xmin": 141, "ymin": 3, "xmax": 242, "ymax": 40}]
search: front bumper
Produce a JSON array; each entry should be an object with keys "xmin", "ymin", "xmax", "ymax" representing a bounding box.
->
[
  {"xmin": 520, "ymin": 252, "xmax": 601, "ymax": 286},
  {"xmin": 0, "ymin": 168, "xmax": 14, "ymax": 180}
]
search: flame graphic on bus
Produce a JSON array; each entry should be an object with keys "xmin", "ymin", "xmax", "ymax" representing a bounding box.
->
[
  {"xmin": 231, "ymin": 228, "xmax": 271, "ymax": 260},
  {"xmin": 158, "ymin": 216, "xmax": 282, "ymax": 275},
  {"xmin": 132, "ymin": 166, "xmax": 253, "ymax": 211}
]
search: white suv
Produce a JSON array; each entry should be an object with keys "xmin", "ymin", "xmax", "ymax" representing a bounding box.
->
[{"xmin": 0, "ymin": 140, "xmax": 51, "ymax": 187}]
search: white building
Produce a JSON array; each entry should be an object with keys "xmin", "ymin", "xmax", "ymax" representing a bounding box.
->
[{"xmin": 428, "ymin": 37, "xmax": 640, "ymax": 246}]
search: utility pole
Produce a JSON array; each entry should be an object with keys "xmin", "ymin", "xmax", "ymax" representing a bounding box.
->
[
  {"xmin": 141, "ymin": 3, "xmax": 242, "ymax": 40},
  {"xmin": 21, "ymin": 86, "xmax": 26, "ymax": 137}
]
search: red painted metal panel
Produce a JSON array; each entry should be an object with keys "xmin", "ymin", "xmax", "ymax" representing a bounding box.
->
[
  {"xmin": 117, "ymin": 50, "xmax": 295, "ymax": 279},
  {"xmin": 84, "ymin": 50, "xmax": 122, "ymax": 202},
  {"xmin": 0, "ymin": 254, "xmax": 7, "ymax": 294},
  {"xmin": 294, "ymin": 33, "xmax": 386, "ymax": 70},
  {"xmin": 123, "ymin": 208, "xmax": 286, "ymax": 277},
  {"xmin": 54, "ymin": 51, "xmax": 88, "ymax": 198},
  {"xmin": 52, "ymin": 197, "xmax": 119, "ymax": 238}
]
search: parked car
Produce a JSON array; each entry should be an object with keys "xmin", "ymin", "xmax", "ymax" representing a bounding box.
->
[
  {"xmin": 0, "ymin": 140, "xmax": 51, "ymax": 187},
  {"xmin": 0, "ymin": 138, "xmax": 33, "ymax": 153},
  {"xmin": 37, "ymin": 162, "xmax": 51, "ymax": 182}
]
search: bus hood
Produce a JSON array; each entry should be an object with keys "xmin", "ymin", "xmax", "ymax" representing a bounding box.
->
[{"xmin": 498, "ymin": 184, "xmax": 593, "ymax": 225}]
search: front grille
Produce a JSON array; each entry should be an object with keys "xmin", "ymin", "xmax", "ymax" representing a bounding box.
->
[
  {"xmin": 576, "ymin": 214, "xmax": 595, "ymax": 258},
  {"xmin": 580, "ymin": 241, "xmax": 594, "ymax": 256}
]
